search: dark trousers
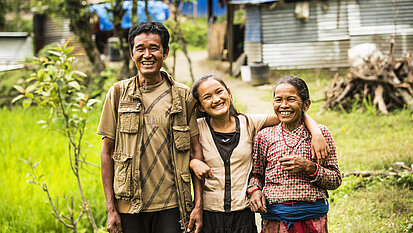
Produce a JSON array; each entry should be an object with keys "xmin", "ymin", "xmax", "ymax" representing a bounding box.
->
[
  {"xmin": 120, "ymin": 208, "xmax": 182, "ymax": 233},
  {"xmin": 202, "ymin": 208, "xmax": 258, "ymax": 233}
]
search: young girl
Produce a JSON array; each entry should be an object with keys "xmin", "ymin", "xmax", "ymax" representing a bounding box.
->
[{"xmin": 189, "ymin": 74, "xmax": 328, "ymax": 233}]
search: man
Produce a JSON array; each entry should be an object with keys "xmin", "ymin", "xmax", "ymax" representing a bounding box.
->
[{"xmin": 97, "ymin": 21, "xmax": 203, "ymax": 233}]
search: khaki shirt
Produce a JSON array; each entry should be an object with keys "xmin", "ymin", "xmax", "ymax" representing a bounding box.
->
[{"xmin": 97, "ymin": 72, "xmax": 198, "ymax": 229}]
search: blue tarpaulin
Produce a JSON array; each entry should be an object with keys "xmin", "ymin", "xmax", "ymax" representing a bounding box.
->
[{"xmin": 90, "ymin": 1, "xmax": 170, "ymax": 31}]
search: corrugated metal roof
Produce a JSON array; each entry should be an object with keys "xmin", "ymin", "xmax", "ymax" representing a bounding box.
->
[
  {"xmin": 0, "ymin": 36, "xmax": 33, "ymax": 63},
  {"xmin": 245, "ymin": 6, "xmax": 261, "ymax": 42},
  {"xmin": 42, "ymin": 16, "xmax": 71, "ymax": 45},
  {"xmin": 0, "ymin": 32, "xmax": 29, "ymax": 37},
  {"xmin": 262, "ymin": 40, "xmax": 350, "ymax": 69},
  {"xmin": 350, "ymin": 34, "xmax": 413, "ymax": 58},
  {"xmin": 244, "ymin": 42, "xmax": 262, "ymax": 63},
  {"xmin": 244, "ymin": 0, "xmax": 413, "ymax": 70},
  {"xmin": 261, "ymin": 3, "xmax": 318, "ymax": 44}
]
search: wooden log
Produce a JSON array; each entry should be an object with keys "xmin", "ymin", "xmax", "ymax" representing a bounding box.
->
[
  {"xmin": 350, "ymin": 69, "xmax": 394, "ymax": 85},
  {"xmin": 342, "ymin": 171, "xmax": 401, "ymax": 177},
  {"xmin": 335, "ymin": 82, "xmax": 353, "ymax": 103},
  {"xmin": 384, "ymin": 85, "xmax": 404, "ymax": 105},
  {"xmin": 373, "ymin": 84, "xmax": 389, "ymax": 114},
  {"xmin": 399, "ymin": 89, "xmax": 413, "ymax": 109}
]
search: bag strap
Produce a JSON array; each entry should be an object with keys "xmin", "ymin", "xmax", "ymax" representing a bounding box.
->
[
  {"xmin": 187, "ymin": 99, "xmax": 196, "ymax": 123},
  {"xmin": 113, "ymin": 82, "xmax": 121, "ymax": 122}
]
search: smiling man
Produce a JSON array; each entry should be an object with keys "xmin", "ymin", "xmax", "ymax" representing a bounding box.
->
[{"xmin": 97, "ymin": 22, "xmax": 203, "ymax": 233}]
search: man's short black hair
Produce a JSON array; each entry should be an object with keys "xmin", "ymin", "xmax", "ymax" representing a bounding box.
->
[{"xmin": 128, "ymin": 21, "xmax": 170, "ymax": 55}]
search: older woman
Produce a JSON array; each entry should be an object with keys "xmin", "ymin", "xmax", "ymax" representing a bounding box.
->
[{"xmin": 248, "ymin": 76, "xmax": 341, "ymax": 233}]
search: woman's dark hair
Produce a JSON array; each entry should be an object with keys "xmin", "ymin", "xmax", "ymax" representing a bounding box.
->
[
  {"xmin": 192, "ymin": 74, "xmax": 239, "ymax": 118},
  {"xmin": 128, "ymin": 21, "xmax": 170, "ymax": 55},
  {"xmin": 274, "ymin": 75, "xmax": 310, "ymax": 102}
]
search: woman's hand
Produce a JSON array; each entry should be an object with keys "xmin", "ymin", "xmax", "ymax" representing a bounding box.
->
[
  {"xmin": 279, "ymin": 156, "xmax": 316, "ymax": 175},
  {"xmin": 311, "ymin": 132, "xmax": 329, "ymax": 164},
  {"xmin": 190, "ymin": 159, "xmax": 214, "ymax": 180},
  {"xmin": 249, "ymin": 188, "xmax": 267, "ymax": 213}
]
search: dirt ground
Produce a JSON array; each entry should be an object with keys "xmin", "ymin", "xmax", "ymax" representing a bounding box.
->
[{"xmin": 166, "ymin": 50, "xmax": 274, "ymax": 115}]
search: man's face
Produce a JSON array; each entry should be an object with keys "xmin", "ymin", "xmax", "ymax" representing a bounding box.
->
[{"xmin": 130, "ymin": 33, "xmax": 169, "ymax": 78}]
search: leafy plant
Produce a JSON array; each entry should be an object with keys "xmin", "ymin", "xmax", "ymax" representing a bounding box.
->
[{"xmin": 13, "ymin": 42, "xmax": 99, "ymax": 232}]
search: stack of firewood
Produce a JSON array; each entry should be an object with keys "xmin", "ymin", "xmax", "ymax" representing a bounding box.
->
[{"xmin": 323, "ymin": 38, "xmax": 413, "ymax": 114}]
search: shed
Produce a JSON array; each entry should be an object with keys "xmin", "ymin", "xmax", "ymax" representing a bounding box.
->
[
  {"xmin": 228, "ymin": 0, "xmax": 413, "ymax": 70},
  {"xmin": 33, "ymin": 14, "xmax": 72, "ymax": 54},
  {"xmin": 0, "ymin": 32, "xmax": 33, "ymax": 71}
]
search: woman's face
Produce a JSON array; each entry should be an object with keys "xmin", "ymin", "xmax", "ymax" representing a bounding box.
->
[
  {"xmin": 197, "ymin": 78, "xmax": 232, "ymax": 118},
  {"xmin": 273, "ymin": 83, "xmax": 310, "ymax": 130}
]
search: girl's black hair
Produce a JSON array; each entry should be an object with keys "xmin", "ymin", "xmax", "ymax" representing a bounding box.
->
[
  {"xmin": 191, "ymin": 74, "xmax": 239, "ymax": 118},
  {"xmin": 274, "ymin": 75, "xmax": 310, "ymax": 102}
]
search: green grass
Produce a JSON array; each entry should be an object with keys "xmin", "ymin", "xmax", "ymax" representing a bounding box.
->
[
  {"xmin": 0, "ymin": 107, "xmax": 106, "ymax": 232},
  {"xmin": 329, "ymin": 176, "xmax": 413, "ymax": 232}
]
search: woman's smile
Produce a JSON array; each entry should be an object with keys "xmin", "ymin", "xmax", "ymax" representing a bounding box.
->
[{"xmin": 197, "ymin": 79, "xmax": 232, "ymax": 118}]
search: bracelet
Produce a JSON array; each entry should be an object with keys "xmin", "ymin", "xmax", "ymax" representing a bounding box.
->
[
  {"xmin": 309, "ymin": 162, "xmax": 319, "ymax": 177},
  {"xmin": 248, "ymin": 187, "xmax": 260, "ymax": 198}
]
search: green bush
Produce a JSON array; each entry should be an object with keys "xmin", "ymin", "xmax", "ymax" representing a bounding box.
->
[
  {"xmin": 181, "ymin": 18, "xmax": 208, "ymax": 49},
  {"xmin": 0, "ymin": 69, "xmax": 33, "ymax": 107}
]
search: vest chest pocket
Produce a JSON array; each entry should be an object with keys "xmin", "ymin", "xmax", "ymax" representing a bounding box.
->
[
  {"xmin": 118, "ymin": 103, "xmax": 141, "ymax": 133},
  {"xmin": 172, "ymin": 125, "xmax": 190, "ymax": 151}
]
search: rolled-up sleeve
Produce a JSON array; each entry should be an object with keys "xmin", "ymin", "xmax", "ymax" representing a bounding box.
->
[
  {"xmin": 310, "ymin": 125, "xmax": 342, "ymax": 190},
  {"xmin": 97, "ymin": 86, "xmax": 117, "ymax": 140},
  {"xmin": 248, "ymin": 131, "xmax": 269, "ymax": 189}
]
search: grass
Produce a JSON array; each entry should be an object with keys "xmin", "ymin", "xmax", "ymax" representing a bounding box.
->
[
  {"xmin": 1, "ymin": 68, "xmax": 413, "ymax": 232},
  {"xmin": 329, "ymin": 176, "xmax": 413, "ymax": 232},
  {"xmin": 0, "ymin": 107, "xmax": 106, "ymax": 232}
]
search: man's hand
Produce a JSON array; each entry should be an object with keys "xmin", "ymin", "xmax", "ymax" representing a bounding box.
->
[
  {"xmin": 279, "ymin": 156, "xmax": 316, "ymax": 175},
  {"xmin": 187, "ymin": 206, "xmax": 203, "ymax": 233},
  {"xmin": 190, "ymin": 159, "xmax": 213, "ymax": 180},
  {"xmin": 249, "ymin": 188, "xmax": 267, "ymax": 213},
  {"xmin": 311, "ymin": 132, "xmax": 329, "ymax": 164},
  {"xmin": 107, "ymin": 210, "xmax": 122, "ymax": 233}
]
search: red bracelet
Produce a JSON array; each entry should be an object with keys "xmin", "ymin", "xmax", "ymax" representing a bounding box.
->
[
  {"xmin": 309, "ymin": 163, "xmax": 319, "ymax": 177},
  {"xmin": 248, "ymin": 187, "xmax": 260, "ymax": 198}
]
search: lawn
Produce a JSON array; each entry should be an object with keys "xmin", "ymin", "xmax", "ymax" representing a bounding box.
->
[{"xmin": 1, "ymin": 68, "xmax": 412, "ymax": 232}]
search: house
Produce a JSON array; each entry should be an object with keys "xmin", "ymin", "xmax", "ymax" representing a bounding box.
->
[
  {"xmin": 0, "ymin": 32, "xmax": 33, "ymax": 71},
  {"xmin": 228, "ymin": 0, "xmax": 413, "ymax": 69}
]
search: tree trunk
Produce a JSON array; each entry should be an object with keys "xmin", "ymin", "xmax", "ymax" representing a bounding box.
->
[
  {"xmin": 65, "ymin": 0, "xmax": 106, "ymax": 75},
  {"xmin": 112, "ymin": 0, "xmax": 131, "ymax": 79},
  {"xmin": 132, "ymin": 0, "xmax": 138, "ymax": 24},
  {"xmin": 144, "ymin": 0, "xmax": 152, "ymax": 21},
  {"xmin": 0, "ymin": 0, "xmax": 5, "ymax": 30},
  {"xmin": 15, "ymin": 0, "xmax": 22, "ymax": 31}
]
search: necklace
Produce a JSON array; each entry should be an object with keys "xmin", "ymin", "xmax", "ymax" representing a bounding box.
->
[{"xmin": 281, "ymin": 121, "xmax": 304, "ymax": 148}]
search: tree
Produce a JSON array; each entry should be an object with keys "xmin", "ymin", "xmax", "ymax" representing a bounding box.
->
[
  {"xmin": 14, "ymin": 43, "xmax": 100, "ymax": 232},
  {"xmin": 32, "ymin": 0, "xmax": 106, "ymax": 75},
  {"xmin": 108, "ymin": 0, "xmax": 132, "ymax": 79},
  {"xmin": 165, "ymin": 0, "xmax": 195, "ymax": 82}
]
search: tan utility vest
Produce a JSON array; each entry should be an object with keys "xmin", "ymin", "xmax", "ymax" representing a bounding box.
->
[{"xmin": 98, "ymin": 72, "xmax": 196, "ymax": 230}]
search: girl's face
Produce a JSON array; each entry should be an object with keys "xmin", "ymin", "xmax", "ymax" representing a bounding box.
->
[
  {"xmin": 197, "ymin": 78, "xmax": 232, "ymax": 118},
  {"xmin": 273, "ymin": 83, "xmax": 310, "ymax": 130}
]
